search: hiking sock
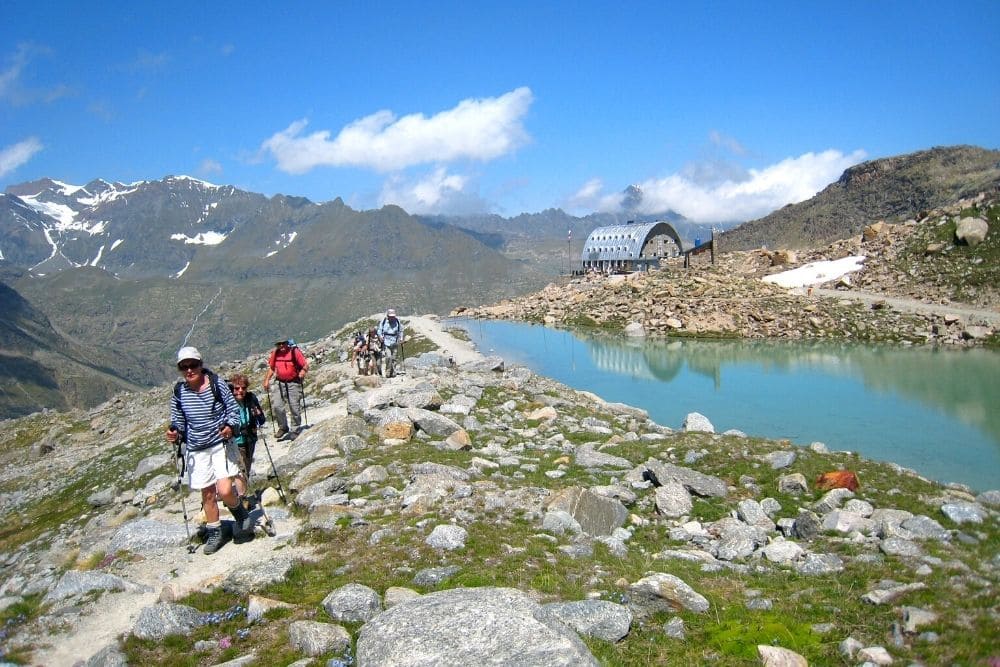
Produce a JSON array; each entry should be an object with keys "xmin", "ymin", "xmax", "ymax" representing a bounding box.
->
[{"xmin": 228, "ymin": 503, "xmax": 253, "ymax": 538}]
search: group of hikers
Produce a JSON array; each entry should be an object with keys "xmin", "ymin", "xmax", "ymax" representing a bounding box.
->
[
  {"xmin": 164, "ymin": 309, "xmax": 403, "ymax": 555},
  {"xmin": 350, "ymin": 308, "xmax": 406, "ymax": 378}
]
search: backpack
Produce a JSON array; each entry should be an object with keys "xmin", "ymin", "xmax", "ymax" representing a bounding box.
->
[
  {"xmin": 270, "ymin": 345, "xmax": 306, "ymax": 381},
  {"xmin": 173, "ymin": 368, "xmax": 225, "ymax": 418},
  {"xmin": 380, "ymin": 317, "xmax": 400, "ymax": 337},
  {"xmin": 171, "ymin": 368, "xmax": 225, "ymax": 458}
]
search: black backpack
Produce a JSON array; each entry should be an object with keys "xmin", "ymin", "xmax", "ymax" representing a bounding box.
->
[{"xmin": 172, "ymin": 368, "xmax": 225, "ymax": 422}]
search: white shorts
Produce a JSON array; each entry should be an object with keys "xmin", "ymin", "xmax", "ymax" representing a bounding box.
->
[{"xmin": 187, "ymin": 441, "xmax": 242, "ymax": 490}]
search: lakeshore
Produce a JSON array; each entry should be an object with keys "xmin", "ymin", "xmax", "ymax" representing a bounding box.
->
[{"xmin": 1, "ymin": 315, "xmax": 997, "ymax": 666}]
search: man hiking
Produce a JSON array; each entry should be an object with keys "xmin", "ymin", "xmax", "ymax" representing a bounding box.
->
[
  {"xmin": 263, "ymin": 338, "xmax": 308, "ymax": 441},
  {"xmin": 166, "ymin": 346, "xmax": 252, "ymax": 554},
  {"xmin": 377, "ymin": 309, "xmax": 404, "ymax": 378}
]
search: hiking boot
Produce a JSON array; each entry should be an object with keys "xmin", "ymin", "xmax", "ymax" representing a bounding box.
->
[
  {"xmin": 229, "ymin": 503, "xmax": 254, "ymax": 542},
  {"xmin": 203, "ymin": 526, "xmax": 224, "ymax": 554},
  {"xmin": 276, "ymin": 430, "xmax": 291, "ymax": 442}
]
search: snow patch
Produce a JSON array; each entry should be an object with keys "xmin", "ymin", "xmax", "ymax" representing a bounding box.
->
[
  {"xmin": 50, "ymin": 179, "xmax": 85, "ymax": 196},
  {"xmin": 170, "ymin": 231, "xmax": 228, "ymax": 246},
  {"xmin": 168, "ymin": 175, "xmax": 221, "ymax": 189},
  {"xmin": 762, "ymin": 256, "xmax": 866, "ymax": 288},
  {"xmin": 77, "ymin": 185, "xmax": 139, "ymax": 207},
  {"xmin": 265, "ymin": 231, "xmax": 298, "ymax": 257},
  {"xmin": 110, "ymin": 239, "xmax": 124, "ymax": 251},
  {"xmin": 174, "ymin": 261, "xmax": 191, "ymax": 278},
  {"xmin": 20, "ymin": 196, "xmax": 77, "ymax": 227}
]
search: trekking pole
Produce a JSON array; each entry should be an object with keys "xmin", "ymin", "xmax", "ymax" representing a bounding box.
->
[
  {"xmin": 170, "ymin": 429, "xmax": 198, "ymax": 553},
  {"xmin": 258, "ymin": 434, "xmax": 287, "ymax": 503},
  {"xmin": 265, "ymin": 387, "xmax": 277, "ymax": 437},
  {"xmin": 299, "ymin": 381, "xmax": 309, "ymax": 427}
]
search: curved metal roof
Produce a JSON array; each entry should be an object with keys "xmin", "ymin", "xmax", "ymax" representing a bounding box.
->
[{"xmin": 580, "ymin": 221, "xmax": 682, "ymax": 262}]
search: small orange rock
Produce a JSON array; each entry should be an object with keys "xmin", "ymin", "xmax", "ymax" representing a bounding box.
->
[{"xmin": 816, "ymin": 471, "xmax": 860, "ymax": 491}]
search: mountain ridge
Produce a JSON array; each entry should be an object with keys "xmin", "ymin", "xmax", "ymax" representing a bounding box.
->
[{"xmin": 720, "ymin": 145, "xmax": 1000, "ymax": 250}]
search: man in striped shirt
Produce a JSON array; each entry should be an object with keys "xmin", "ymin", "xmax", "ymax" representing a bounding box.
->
[{"xmin": 166, "ymin": 346, "xmax": 250, "ymax": 554}]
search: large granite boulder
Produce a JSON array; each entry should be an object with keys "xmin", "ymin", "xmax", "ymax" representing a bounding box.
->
[{"xmin": 356, "ymin": 587, "xmax": 599, "ymax": 666}]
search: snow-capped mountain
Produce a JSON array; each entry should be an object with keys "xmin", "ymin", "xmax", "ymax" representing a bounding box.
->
[{"xmin": 1, "ymin": 176, "xmax": 269, "ymax": 279}]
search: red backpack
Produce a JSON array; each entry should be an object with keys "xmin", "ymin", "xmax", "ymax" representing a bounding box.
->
[{"xmin": 269, "ymin": 345, "xmax": 306, "ymax": 382}]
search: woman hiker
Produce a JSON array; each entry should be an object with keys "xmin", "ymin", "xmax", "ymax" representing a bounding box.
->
[{"xmin": 166, "ymin": 346, "xmax": 253, "ymax": 554}]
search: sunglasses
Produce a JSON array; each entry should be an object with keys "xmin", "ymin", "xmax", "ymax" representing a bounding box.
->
[
  {"xmin": 177, "ymin": 361, "xmax": 202, "ymax": 371},
  {"xmin": 232, "ymin": 385, "xmax": 247, "ymax": 392}
]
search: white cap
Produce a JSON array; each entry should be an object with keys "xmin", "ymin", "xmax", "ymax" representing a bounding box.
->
[
  {"xmin": 176, "ymin": 346, "xmax": 202, "ymax": 363},
  {"xmin": 386, "ymin": 308, "xmax": 396, "ymax": 317}
]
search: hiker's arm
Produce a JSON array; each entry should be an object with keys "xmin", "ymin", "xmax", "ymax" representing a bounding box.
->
[
  {"xmin": 296, "ymin": 349, "xmax": 308, "ymax": 379},
  {"xmin": 168, "ymin": 397, "xmax": 186, "ymax": 441},
  {"xmin": 263, "ymin": 367, "xmax": 274, "ymax": 390}
]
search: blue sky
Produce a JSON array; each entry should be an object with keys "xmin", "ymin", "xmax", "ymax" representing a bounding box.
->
[{"xmin": 2, "ymin": 1, "xmax": 998, "ymax": 222}]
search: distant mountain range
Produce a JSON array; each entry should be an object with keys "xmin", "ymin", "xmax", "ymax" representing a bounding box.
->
[
  {"xmin": 0, "ymin": 176, "xmax": 704, "ymax": 418},
  {"xmin": 0, "ymin": 177, "xmax": 555, "ymax": 417},
  {"xmin": 2, "ymin": 144, "xmax": 997, "ymax": 418},
  {"xmin": 721, "ymin": 145, "xmax": 1000, "ymax": 250}
]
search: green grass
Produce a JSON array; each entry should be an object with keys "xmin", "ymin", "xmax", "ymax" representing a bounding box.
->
[{"xmin": 19, "ymin": 339, "xmax": 1000, "ymax": 666}]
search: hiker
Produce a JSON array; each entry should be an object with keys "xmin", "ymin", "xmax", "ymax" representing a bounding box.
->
[
  {"xmin": 228, "ymin": 373, "xmax": 265, "ymax": 499},
  {"xmin": 166, "ymin": 346, "xmax": 252, "ymax": 554},
  {"xmin": 362, "ymin": 327, "xmax": 383, "ymax": 376},
  {"xmin": 350, "ymin": 331, "xmax": 366, "ymax": 368},
  {"xmin": 263, "ymin": 338, "xmax": 308, "ymax": 441},
  {"xmin": 377, "ymin": 308, "xmax": 404, "ymax": 376}
]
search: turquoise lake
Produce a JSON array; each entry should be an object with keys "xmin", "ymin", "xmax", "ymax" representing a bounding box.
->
[{"xmin": 449, "ymin": 319, "xmax": 1000, "ymax": 492}]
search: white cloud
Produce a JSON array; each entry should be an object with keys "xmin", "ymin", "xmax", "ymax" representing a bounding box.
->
[
  {"xmin": 198, "ymin": 158, "xmax": 223, "ymax": 175},
  {"xmin": 708, "ymin": 130, "xmax": 747, "ymax": 156},
  {"xmin": 566, "ymin": 178, "xmax": 625, "ymax": 213},
  {"xmin": 0, "ymin": 137, "xmax": 43, "ymax": 177},
  {"xmin": 262, "ymin": 87, "xmax": 534, "ymax": 174},
  {"xmin": 0, "ymin": 44, "xmax": 70, "ymax": 106},
  {"xmin": 571, "ymin": 149, "xmax": 867, "ymax": 223},
  {"xmin": 379, "ymin": 167, "xmax": 490, "ymax": 215},
  {"xmin": 126, "ymin": 50, "xmax": 170, "ymax": 72}
]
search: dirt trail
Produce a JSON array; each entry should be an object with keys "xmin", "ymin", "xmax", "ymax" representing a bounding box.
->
[
  {"xmin": 808, "ymin": 288, "xmax": 1000, "ymax": 326},
  {"xmin": 28, "ymin": 315, "xmax": 479, "ymax": 667}
]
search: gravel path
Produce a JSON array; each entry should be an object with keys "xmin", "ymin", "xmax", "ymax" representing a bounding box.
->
[
  {"xmin": 809, "ymin": 288, "xmax": 1000, "ymax": 326},
  {"xmin": 27, "ymin": 315, "xmax": 480, "ymax": 667}
]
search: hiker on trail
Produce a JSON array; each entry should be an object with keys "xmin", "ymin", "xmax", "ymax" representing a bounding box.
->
[
  {"xmin": 228, "ymin": 373, "xmax": 265, "ymax": 499},
  {"xmin": 361, "ymin": 327, "xmax": 383, "ymax": 376},
  {"xmin": 377, "ymin": 309, "xmax": 404, "ymax": 376},
  {"xmin": 350, "ymin": 330, "xmax": 366, "ymax": 368},
  {"xmin": 166, "ymin": 347, "xmax": 252, "ymax": 555},
  {"xmin": 264, "ymin": 338, "xmax": 308, "ymax": 441}
]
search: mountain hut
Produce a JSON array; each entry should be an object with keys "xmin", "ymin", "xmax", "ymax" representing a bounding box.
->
[{"xmin": 580, "ymin": 221, "xmax": 684, "ymax": 273}]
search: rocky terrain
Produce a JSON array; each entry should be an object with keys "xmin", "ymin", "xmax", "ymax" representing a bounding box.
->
[
  {"xmin": 459, "ymin": 193, "xmax": 1000, "ymax": 347},
  {"xmin": 0, "ymin": 315, "xmax": 997, "ymax": 666},
  {"xmin": 720, "ymin": 145, "xmax": 1000, "ymax": 251}
]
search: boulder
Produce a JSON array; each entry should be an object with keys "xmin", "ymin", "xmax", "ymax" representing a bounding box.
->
[
  {"xmin": 955, "ymin": 216, "xmax": 988, "ymax": 246},
  {"xmin": 321, "ymin": 583, "xmax": 382, "ymax": 623},
  {"xmin": 132, "ymin": 603, "xmax": 204, "ymax": 640},
  {"xmin": 545, "ymin": 487, "xmax": 628, "ymax": 537},
  {"xmin": 288, "ymin": 620, "xmax": 351, "ymax": 657},
  {"xmin": 538, "ymin": 600, "xmax": 632, "ymax": 642},
  {"xmin": 628, "ymin": 573, "xmax": 710, "ymax": 615},
  {"xmin": 356, "ymin": 587, "xmax": 599, "ymax": 666}
]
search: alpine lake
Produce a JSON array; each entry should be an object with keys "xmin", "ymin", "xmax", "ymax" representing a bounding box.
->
[{"xmin": 447, "ymin": 318, "xmax": 1000, "ymax": 493}]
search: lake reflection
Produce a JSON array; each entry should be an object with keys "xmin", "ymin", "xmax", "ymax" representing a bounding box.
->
[{"xmin": 450, "ymin": 319, "xmax": 1000, "ymax": 492}]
